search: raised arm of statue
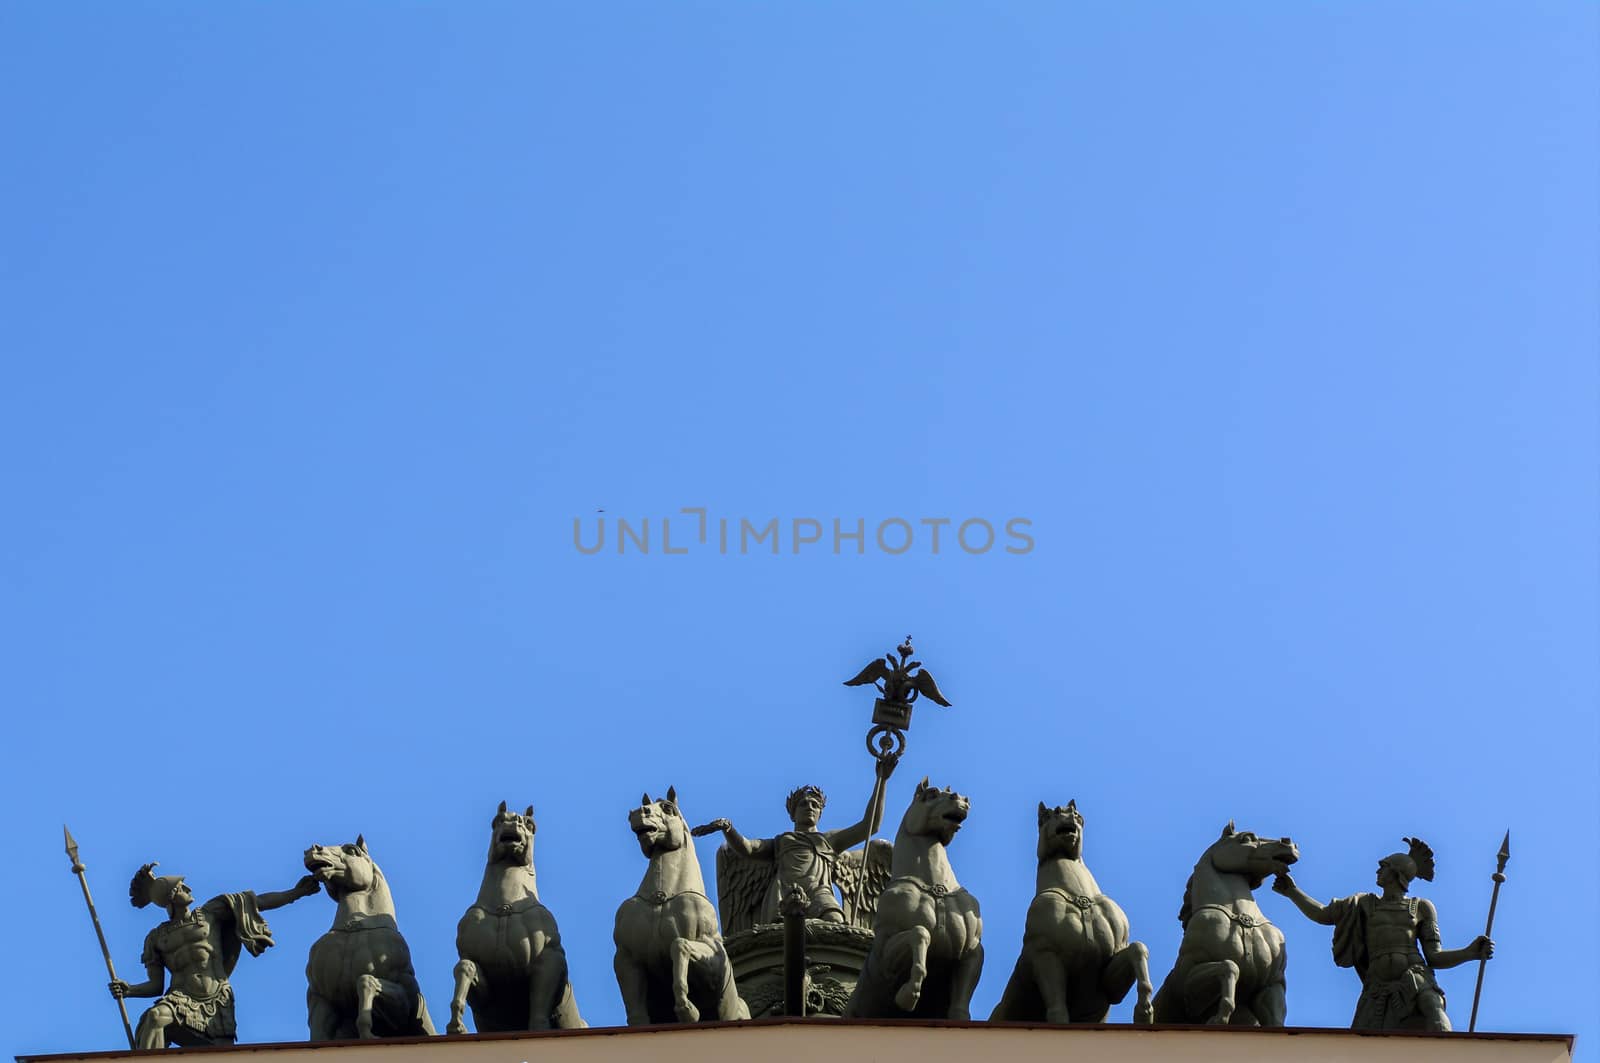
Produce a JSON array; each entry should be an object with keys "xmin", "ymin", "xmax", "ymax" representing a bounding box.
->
[
  {"xmin": 1270, "ymin": 872, "xmax": 1338, "ymax": 925},
  {"xmin": 1416, "ymin": 899, "xmax": 1494, "ymax": 969},
  {"xmin": 696, "ymin": 819, "xmax": 772, "ymax": 860},
  {"xmin": 256, "ymin": 874, "xmax": 322, "ymax": 911},
  {"xmin": 829, "ymin": 754, "xmax": 900, "ymax": 851}
]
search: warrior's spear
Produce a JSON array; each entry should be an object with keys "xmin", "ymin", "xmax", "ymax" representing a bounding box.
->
[
  {"xmin": 64, "ymin": 825, "xmax": 136, "ymax": 1049},
  {"xmin": 1467, "ymin": 829, "xmax": 1511, "ymax": 1033}
]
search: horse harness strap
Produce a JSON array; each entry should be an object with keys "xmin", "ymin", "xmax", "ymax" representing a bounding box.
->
[
  {"xmin": 636, "ymin": 889, "xmax": 713, "ymax": 906},
  {"xmin": 1192, "ymin": 904, "xmax": 1271, "ymax": 933},
  {"xmin": 331, "ymin": 914, "xmax": 400, "ymax": 934},
  {"xmin": 890, "ymin": 875, "xmax": 966, "ymax": 900},
  {"xmin": 1040, "ymin": 887, "xmax": 1101, "ymax": 912},
  {"xmin": 469, "ymin": 898, "xmax": 549, "ymax": 918}
]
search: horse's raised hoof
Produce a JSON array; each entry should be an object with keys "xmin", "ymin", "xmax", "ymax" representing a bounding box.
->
[
  {"xmin": 675, "ymin": 1000, "xmax": 701, "ymax": 1024},
  {"xmin": 894, "ymin": 983, "xmax": 922, "ymax": 1012}
]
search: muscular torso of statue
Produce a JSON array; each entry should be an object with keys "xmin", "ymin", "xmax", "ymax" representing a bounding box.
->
[
  {"xmin": 1366, "ymin": 899, "xmax": 1431, "ymax": 981},
  {"xmin": 148, "ymin": 905, "xmax": 228, "ymax": 999}
]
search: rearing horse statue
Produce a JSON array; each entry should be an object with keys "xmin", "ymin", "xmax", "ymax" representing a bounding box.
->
[
  {"xmin": 1152, "ymin": 822, "xmax": 1300, "ymax": 1026},
  {"xmin": 613, "ymin": 788, "xmax": 749, "ymax": 1024},
  {"xmin": 844, "ymin": 778, "xmax": 983, "ymax": 1019},
  {"xmin": 304, "ymin": 836, "xmax": 435, "ymax": 1040},
  {"xmin": 448, "ymin": 802, "xmax": 585, "ymax": 1035},
  {"xmin": 990, "ymin": 800, "xmax": 1153, "ymax": 1024}
]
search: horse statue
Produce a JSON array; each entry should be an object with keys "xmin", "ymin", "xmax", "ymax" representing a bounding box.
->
[
  {"xmin": 990, "ymin": 800, "xmax": 1154, "ymax": 1024},
  {"xmin": 613, "ymin": 787, "xmax": 750, "ymax": 1024},
  {"xmin": 304, "ymin": 836, "xmax": 435, "ymax": 1040},
  {"xmin": 447, "ymin": 802, "xmax": 586, "ymax": 1035},
  {"xmin": 1151, "ymin": 822, "xmax": 1300, "ymax": 1025},
  {"xmin": 843, "ymin": 778, "xmax": 983, "ymax": 1019}
]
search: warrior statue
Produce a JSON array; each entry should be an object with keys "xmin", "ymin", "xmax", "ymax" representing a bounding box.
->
[
  {"xmin": 1271, "ymin": 837, "xmax": 1494, "ymax": 1031},
  {"xmin": 696, "ymin": 752, "xmax": 899, "ymax": 930},
  {"xmin": 110, "ymin": 862, "xmax": 321, "ymax": 1049}
]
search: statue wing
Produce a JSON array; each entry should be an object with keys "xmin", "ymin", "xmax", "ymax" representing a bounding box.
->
[
  {"xmin": 911, "ymin": 669, "xmax": 952, "ymax": 707},
  {"xmin": 716, "ymin": 845, "xmax": 776, "ymax": 934},
  {"xmin": 836, "ymin": 839, "xmax": 894, "ymax": 929},
  {"xmin": 843, "ymin": 659, "xmax": 892, "ymax": 688}
]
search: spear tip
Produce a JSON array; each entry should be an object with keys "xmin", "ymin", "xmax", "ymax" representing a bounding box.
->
[
  {"xmin": 63, "ymin": 824, "xmax": 77, "ymax": 853},
  {"xmin": 1498, "ymin": 829, "xmax": 1511, "ymax": 863}
]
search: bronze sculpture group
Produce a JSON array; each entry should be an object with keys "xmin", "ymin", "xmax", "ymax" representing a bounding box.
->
[{"xmin": 81, "ymin": 640, "xmax": 1501, "ymax": 1048}]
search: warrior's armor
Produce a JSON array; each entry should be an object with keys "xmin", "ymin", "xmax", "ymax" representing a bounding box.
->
[{"xmin": 1325, "ymin": 892, "xmax": 1449, "ymax": 1031}]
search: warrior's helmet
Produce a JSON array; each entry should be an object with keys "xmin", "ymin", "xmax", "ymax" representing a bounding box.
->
[
  {"xmin": 1380, "ymin": 837, "xmax": 1437, "ymax": 888},
  {"xmin": 129, "ymin": 862, "xmax": 186, "ymax": 909}
]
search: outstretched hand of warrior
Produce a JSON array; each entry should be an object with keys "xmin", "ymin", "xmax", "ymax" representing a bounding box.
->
[
  {"xmin": 875, "ymin": 751, "xmax": 901, "ymax": 780},
  {"xmin": 1271, "ymin": 872, "xmax": 1298, "ymax": 895},
  {"xmin": 690, "ymin": 819, "xmax": 732, "ymax": 838}
]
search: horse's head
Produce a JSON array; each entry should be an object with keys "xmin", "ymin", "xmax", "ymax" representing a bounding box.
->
[
  {"xmin": 1204, "ymin": 821, "xmax": 1299, "ymax": 888},
  {"xmin": 488, "ymin": 801, "xmax": 537, "ymax": 867},
  {"xmin": 304, "ymin": 835, "xmax": 383, "ymax": 900},
  {"xmin": 1037, "ymin": 799, "xmax": 1085, "ymax": 861},
  {"xmin": 900, "ymin": 777, "xmax": 971, "ymax": 846},
  {"xmin": 629, "ymin": 787, "xmax": 688, "ymax": 857}
]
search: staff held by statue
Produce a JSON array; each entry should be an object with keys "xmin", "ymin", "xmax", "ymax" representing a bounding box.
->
[
  {"xmin": 841, "ymin": 636, "xmax": 952, "ymax": 916},
  {"xmin": 1468, "ymin": 830, "xmax": 1510, "ymax": 1033},
  {"xmin": 64, "ymin": 826, "xmax": 136, "ymax": 1049}
]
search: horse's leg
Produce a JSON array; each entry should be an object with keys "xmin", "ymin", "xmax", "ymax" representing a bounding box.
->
[
  {"xmin": 712, "ymin": 945, "xmax": 751, "ymax": 1021},
  {"xmin": 1182, "ymin": 959, "xmax": 1240, "ymax": 1024},
  {"xmin": 1101, "ymin": 940, "xmax": 1154, "ymax": 1024},
  {"xmin": 415, "ymin": 992, "xmax": 437, "ymax": 1036},
  {"xmin": 670, "ymin": 938, "xmax": 718, "ymax": 1022},
  {"xmin": 885, "ymin": 926, "xmax": 933, "ymax": 1013},
  {"xmin": 528, "ymin": 940, "xmax": 566, "ymax": 1030},
  {"xmin": 613, "ymin": 950, "xmax": 651, "ymax": 1026},
  {"xmin": 843, "ymin": 950, "xmax": 893, "ymax": 1018},
  {"xmin": 1249, "ymin": 982, "xmax": 1287, "ymax": 1027},
  {"xmin": 307, "ymin": 990, "xmax": 341, "ymax": 1042},
  {"xmin": 946, "ymin": 941, "xmax": 985, "ymax": 1021},
  {"xmin": 1245, "ymin": 932, "xmax": 1289, "ymax": 1028},
  {"xmin": 355, "ymin": 974, "xmax": 422, "ymax": 1038},
  {"xmin": 1028, "ymin": 947, "xmax": 1071, "ymax": 1023},
  {"xmin": 552, "ymin": 981, "xmax": 587, "ymax": 1029},
  {"xmin": 448, "ymin": 958, "xmax": 480, "ymax": 1035},
  {"xmin": 354, "ymin": 974, "xmax": 384, "ymax": 1038}
]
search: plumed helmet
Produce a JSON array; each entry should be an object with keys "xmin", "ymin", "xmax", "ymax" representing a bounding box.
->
[{"xmin": 129, "ymin": 862, "xmax": 185, "ymax": 909}]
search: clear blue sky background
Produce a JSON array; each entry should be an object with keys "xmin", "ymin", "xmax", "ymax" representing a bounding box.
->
[{"xmin": 3, "ymin": 3, "xmax": 1595, "ymax": 1060}]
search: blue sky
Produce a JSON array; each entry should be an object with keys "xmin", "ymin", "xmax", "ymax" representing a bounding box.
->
[{"xmin": 3, "ymin": 3, "xmax": 1596, "ymax": 1060}]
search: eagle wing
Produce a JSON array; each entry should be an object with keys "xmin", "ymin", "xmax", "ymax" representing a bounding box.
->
[
  {"xmin": 911, "ymin": 669, "xmax": 952, "ymax": 707},
  {"xmin": 836, "ymin": 839, "xmax": 894, "ymax": 929},
  {"xmin": 843, "ymin": 659, "xmax": 892, "ymax": 688},
  {"xmin": 716, "ymin": 845, "xmax": 776, "ymax": 934}
]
